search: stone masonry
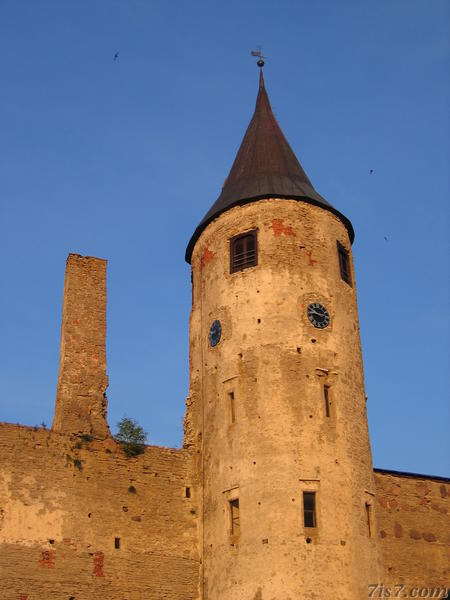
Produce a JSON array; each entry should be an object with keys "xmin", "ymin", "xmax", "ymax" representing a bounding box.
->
[
  {"xmin": 0, "ymin": 68, "xmax": 448, "ymax": 598},
  {"xmin": 186, "ymin": 199, "xmax": 384, "ymax": 599},
  {"xmin": 0, "ymin": 423, "xmax": 200, "ymax": 600},
  {"xmin": 0, "ymin": 250, "xmax": 447, "ymax": 599},
  {"xmin": 53, "ymin": 254, "xmax": 109, "ymax": 438},
  {"xmin": 374, "ymin": 469, "xmax": 449, "ymax": 589}
]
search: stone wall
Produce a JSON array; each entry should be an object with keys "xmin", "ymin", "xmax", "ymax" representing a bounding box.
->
[
  {"xmin": 53, "ymin": 254, "xmax": 109, "ymax": 438},
  {"xmin": 374, "ymin": 469, "xmax": 449, "ymax": 589},
  {"xmin": 1, "ymin": 421, "xmax": 448, "ymax": 600},
  {"xmin": 0, "ymin": 423, "xmax": 200, "ymax": 600},
  {"xmin": 2, "ymin": 246, "xmax": 448, "ymax": 600}
]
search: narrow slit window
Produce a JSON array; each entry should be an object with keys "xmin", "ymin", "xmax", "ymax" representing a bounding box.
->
[
  {"xmin": 230, "ymin": 499, "xmax": 240, "ymax": 536},
  {"xmin": 324, "ymin": 385, "xmax": 331, "ymax": 417},
  {"xmin": 337, "ymin": 241, "xmax": 352, "ymax": 286},
  {"xmin": 230, "ymin": 230, "xmax": 258, "ymax": 273},
  {"xmin": 229, "ymin": 391, "xmax": 236, "ymax": 423},
  {"xmin": 303, "ymin": 492, "xmax": 316, "ymax": 528},
  {"xmin": 185, "ymin": 487, "xmax": 191, "ymax": 498},
  {"xmin": 114, "ymin": 537, "xmax": 120, "ymax": 549},
  {"xmin": 365, "ymin": 502, "xmax": 373, "ymax": 537}
]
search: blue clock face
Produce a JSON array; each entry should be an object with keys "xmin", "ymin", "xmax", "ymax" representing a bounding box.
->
[
  {"xmin": 209, "ymin": 320, "xmax": 222, "ymax": 347},
  {"xmin": 307, "ymin": 303, "xmax": 330, "ymax": 329}
]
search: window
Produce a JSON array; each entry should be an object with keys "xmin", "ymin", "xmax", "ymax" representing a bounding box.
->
[
  {"xmin": 365, "ymin": 502, "xmax": 373, "ymax": 537},
  {"xmin": 229, "ymin": 391, "xmax": 236, "ymax": 423},
  {"xmin": 185, "ymin": 487, "xmax": 191, "ymax": 498},
  {"xmin": 303, "ymin": 492, "xmax": 316, "ymax": 528},
  {"xmin": 230, "ymin": 230, "xmax": 257, "ymax": 273},
  {"xmin": 337, "ymin": 241, "xmax": 352, "ymax": 286},
  {"xmin": 114, "ymin": 537, "xmax": 120, "ymax": 549},
  {"xmin": 229, "ymin": 499, "xmax": 240, "ymax": 536},
  {"xmin": 324, "ymin": 385, "xmax": 331, "ymax": 418}
]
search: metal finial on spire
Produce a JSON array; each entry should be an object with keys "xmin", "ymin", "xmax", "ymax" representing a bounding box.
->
[{"xmin": 251, "ymin": 46, "xmax": 266, "ymax": 68}]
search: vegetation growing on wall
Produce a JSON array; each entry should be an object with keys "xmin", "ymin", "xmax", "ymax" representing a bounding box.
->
[{"xmin": 115, "ymin": 417, "xmax": 147, "ymax": 457}]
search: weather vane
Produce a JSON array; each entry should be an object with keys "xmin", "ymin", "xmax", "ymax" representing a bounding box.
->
[{"xmin": 251, "ymin": 46, "xmax": 266, "ymax": 68}]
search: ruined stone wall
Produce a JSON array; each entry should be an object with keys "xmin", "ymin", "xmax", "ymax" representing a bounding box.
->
[
  {"xmin": 187, "ymin": 199, "xmax": 384, "ymax": 600},
  {"xmin": 0, "ymin": 423, "xmax": 200, "ymax": 600},
  {"xmin": 374, "ymin": 470, "xmax": 449, "ymax": 590},
  {"xmin": 53, "ymin": 254, "xmax": 109, "ymax": 438}
]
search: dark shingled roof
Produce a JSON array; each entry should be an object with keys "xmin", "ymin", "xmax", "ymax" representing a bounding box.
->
[{"xmin": 185, "ymin": 70, "xmax": 354, "ymax": 263}]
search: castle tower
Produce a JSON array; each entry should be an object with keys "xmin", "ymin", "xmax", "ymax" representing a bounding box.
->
[{"xmin": 185, "ymin": 69, "xmax": 384, "ymax": 598}]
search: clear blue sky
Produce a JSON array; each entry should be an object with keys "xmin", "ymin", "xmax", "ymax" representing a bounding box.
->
[{"xmin": 0, "ymin": 1, "xmax": 448, "ymax": 476}]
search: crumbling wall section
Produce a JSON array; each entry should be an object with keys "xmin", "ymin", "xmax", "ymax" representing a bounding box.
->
[
  {"xmin": 374, "ymin": 469, "xmax": 449, "ymax": 589},
  {"xmin": 53, "ymin": 254, "xmax": 109, "ymax": 438},
  {"xmin": 0, "ymin": 423, "xmax": 200, "ymax": 600}
]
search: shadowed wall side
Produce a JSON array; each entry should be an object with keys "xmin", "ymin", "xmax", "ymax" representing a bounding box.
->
[
  {"xmin": 374, "ymin": 470, "xmax": 449, "ymax": 589},
  {"xmin": 52, "ymin": 253, "xmax": 110, "ymax": 438}
]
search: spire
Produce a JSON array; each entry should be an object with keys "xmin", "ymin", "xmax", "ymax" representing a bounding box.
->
[{"xmin": 185, "ymin": 70, "xmax": 354, "ymax": 263}]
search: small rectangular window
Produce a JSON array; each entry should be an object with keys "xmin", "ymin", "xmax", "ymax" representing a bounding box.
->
[
  {"xmin": 114, "ymin": 537, "xmax": 120, "ymax": 549},
  {"xmin": 185, "ymin": 487, "xmax": 191, "ymax": 498},
  {"xmin": 324, "ymin": 385, "xmax": 331, "ymax": 418},
  {"xmin": 365, "ymin": 502, "xmax": 373, "ymax": 537},
  {"xmin": 303, "ymin": 492, "xmax": 316, "ymax": 528},
  {"xmin": 230, "ymin": 498, "xmax": 240, "ymax": 536},
  {"xmin": 229, "ymin": 391, "xmax": 236, "ymax": 423},
  {"xmin": 230, "ymin": 230, "xmax": 258, "ymax": 273},
  {"xmin": 337, "ymin": 242, "xmax": 352, "ymax": 286}
]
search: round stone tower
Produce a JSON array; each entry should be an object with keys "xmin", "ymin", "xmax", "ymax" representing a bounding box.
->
[{"xmin": 184, "ymin": 69, "xmax": 384, "ymax": 599}]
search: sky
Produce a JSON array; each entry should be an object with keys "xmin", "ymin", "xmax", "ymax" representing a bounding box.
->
[{"xmin": 0, "ymin": 1, "xmax": 448, "ymax": 477}]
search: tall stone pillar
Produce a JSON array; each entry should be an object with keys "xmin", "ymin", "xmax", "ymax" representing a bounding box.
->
[{"xmin": 52, "ymin": 253, "xmax": 110, "ymax": 438}]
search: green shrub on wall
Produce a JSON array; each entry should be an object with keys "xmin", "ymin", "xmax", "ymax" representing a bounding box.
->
[{"xmin": 115, "ymin": 417, "xmax": 147, "ymax": 457}]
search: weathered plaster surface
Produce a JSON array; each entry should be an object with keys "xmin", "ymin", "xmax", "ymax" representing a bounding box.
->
[
  {"xmin": 0, "ymin": 424, "xmax": 200, "ymax": 600},
  {"xmin": 0, "ymin": 473, "xmax": 65, "ymax": 546},
  {"xmin": 187, "ymin": 199, "xmax": 385, "ymax": 599},
  {"xmin": 375, "ymin": 471, "xmax": 449, "ymax": 588},
  {"xmin": 53, "ymin": 254, "xmax": 109, "ymax": 438}
]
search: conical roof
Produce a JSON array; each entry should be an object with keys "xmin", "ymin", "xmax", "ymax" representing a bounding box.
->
[{"xmin": 185, "ymin": 70, "xmax": 354, "ymax": 263}]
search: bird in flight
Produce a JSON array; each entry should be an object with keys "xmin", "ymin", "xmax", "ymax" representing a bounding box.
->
[
  {"xmin": 369, "ymin": 169, "xmax": 374, "ymax": 174},
  {"xmin": 113, "ymin": 52, "xmax": 119, "ymax": 61}
]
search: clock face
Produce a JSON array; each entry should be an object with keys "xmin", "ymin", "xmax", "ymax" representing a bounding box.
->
[
  {"xmin": 209, "ymin": 320, "xmax": 222, "ymax": 347},
  {"xmin": 307, "ymin": 303, "xmax": 330, "ymax": 329}
]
